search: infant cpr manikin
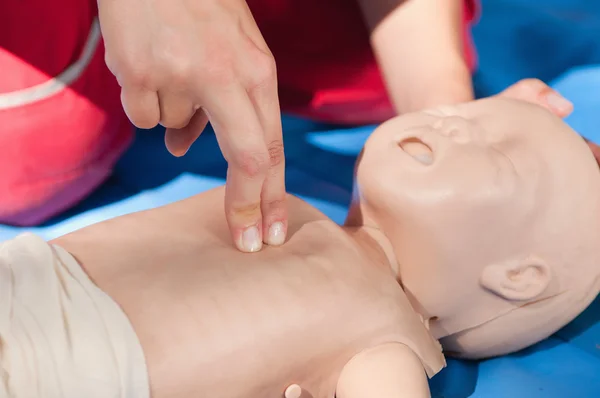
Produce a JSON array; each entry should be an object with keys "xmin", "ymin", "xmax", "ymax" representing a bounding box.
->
[{"xmin": 2, "ymin": 84, "xmax": 599, "ymax": 398}]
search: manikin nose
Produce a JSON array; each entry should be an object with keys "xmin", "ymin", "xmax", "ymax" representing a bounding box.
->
[
  {"xmin": 434, "ymin": 116, "xmax": 473, "ymax": 144},
  {"xmin": 398, "ymin": 137, "xmax": 434, "ymax": 165}
]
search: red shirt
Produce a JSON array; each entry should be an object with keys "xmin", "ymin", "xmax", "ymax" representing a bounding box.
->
[
  {"xmin": 0, "ymin": 0, "xmax": 478, "ymax": 225},
  {"xmin": 248, "ymin": 0, "xmax": 479, "ymax": 124}
]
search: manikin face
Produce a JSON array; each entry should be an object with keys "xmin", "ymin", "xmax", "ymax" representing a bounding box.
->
[{"xmin": 356, "ymin": 98, "xmax": 600, "ymax": 358}]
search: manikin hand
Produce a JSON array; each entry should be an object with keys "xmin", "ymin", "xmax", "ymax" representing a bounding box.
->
[{"xmin": 97, "ymin": 0, "xmax": 287, "ymax": 252}]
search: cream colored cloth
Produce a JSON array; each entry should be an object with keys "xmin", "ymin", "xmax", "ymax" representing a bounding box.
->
[{"xmin": 0, "ymin": 233, "xmax": 149, "ymax": 398}]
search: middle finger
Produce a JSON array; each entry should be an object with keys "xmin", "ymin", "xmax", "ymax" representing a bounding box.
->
[{"xmin": 202, "ymin": 79, "xmax": 269, "ymax": 252}]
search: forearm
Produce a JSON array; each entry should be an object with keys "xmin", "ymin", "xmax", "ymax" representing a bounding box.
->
[{"xmin": 357, "ymin": 0, "xmax": 474, "ymax": 114}]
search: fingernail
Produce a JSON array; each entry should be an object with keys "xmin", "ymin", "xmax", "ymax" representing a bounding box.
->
[
  {"xmin": 546, "ymin": 92, "xmax": 573, "ymax": 113},
  {"xmin": 267, "ymin": 222, "xmax": 285, "ymax": 246},
  {"xmin": 241, "ymin": 226, "xmax": 262, "ymax": 252}
]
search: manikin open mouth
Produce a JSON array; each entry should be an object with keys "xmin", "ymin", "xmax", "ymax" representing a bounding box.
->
[{"xmin": 398, "ymin": 137, "xmax": 434, "ymax": 165}]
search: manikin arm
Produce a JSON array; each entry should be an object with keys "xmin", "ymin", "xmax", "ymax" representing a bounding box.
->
[{"xmin": 336, "ymin": 343, "xmax": 431, "ymax": 398}]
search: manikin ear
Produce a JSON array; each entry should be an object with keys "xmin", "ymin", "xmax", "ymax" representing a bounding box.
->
[{"xmin": 480, "ymin": 257, "xmax": 552, "ymax": 301}]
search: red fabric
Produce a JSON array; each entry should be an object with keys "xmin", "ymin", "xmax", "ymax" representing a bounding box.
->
[
  {"xmin": 249, "ymin": 0, "xmax": 479, "ymax": 124},
  {"xmin": 0, "ymin": 0, "xmax": 96, "ymax": 93},
  {"xmin": 0, "ymin": 0, "xmax": 478, "ymax": 225},
  {"xmin": 0, "ymin": 0, "xmax": 133, "ymax": 225}
]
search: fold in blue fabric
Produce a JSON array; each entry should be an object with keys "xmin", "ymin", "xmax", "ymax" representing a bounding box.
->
[{"xmin": 1, "ymin": 1, "xmax": 599, "ymax": 396}]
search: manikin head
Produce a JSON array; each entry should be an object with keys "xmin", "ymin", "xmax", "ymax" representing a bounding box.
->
[{"xmin": 348, "ymin": 96, "xmax": 600, "ymax": 359}]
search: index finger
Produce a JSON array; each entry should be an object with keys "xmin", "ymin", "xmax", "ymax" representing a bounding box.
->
[
  {"xmin": 236, "ymin": 3, "xmax": 288, "ymax": 245},
  {"xmin": 245, "ymin": 60, "xmax": 288, "ymax": 246},
  {"xmin": 202, "ymin": 81, "xmax": 269, "ymax": 253}
]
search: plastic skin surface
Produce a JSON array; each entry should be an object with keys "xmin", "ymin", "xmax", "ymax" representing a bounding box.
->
[
  {"xmin": 348, "ymin": 97, "xmax": 600, "ymax": 358},
  {"xmin": 51, "ymin": 94, "xmax": 600, "ymax": 398},
  {"xmin": 53, "ymin": 190, "xmax": 443, "ymax": 398}
]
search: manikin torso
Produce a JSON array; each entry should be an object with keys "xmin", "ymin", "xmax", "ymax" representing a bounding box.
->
[
  {"xmin": 53, "ymin": 187, "xmax": 444, "ymax": 398},
  {"xmin": 51, "ymin": 86, "xmax": 600, "ymax": 396}
]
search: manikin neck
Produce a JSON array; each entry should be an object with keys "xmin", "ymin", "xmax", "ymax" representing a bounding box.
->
[
  {"xmin": 343, "ymin": 224, "xmax": 399, "ymax": 276},
  {"xmin": 344, "ymin": 193, "xmax": 398, "ymax": 275},
  {"xmin": 343, "ymin": 222, "xmax": 447, "ymax": 339},
  {"xmin": 344, "ymin": 197, "xmax": 447, "ymax": 339}
]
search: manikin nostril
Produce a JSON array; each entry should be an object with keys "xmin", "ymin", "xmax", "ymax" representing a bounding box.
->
[{"xmin": 399, "ymin": 137, "xmax": 433, "ymax": 165}]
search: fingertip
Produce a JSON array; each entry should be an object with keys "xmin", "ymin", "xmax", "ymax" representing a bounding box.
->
[
  {"xmin": 262, "ymin": 196, "xmax": 288, "ymax": 246},
  {"xmin": 164, "ymin": 128, "xmax": 191, "ymax": 157},
  {"xmin": 544, "ymin": 91, "xmax": 574, "ymax": 118},
  {"xmin": 235, "ymin": 224, "xmax": 263, "ymax": 253},
  {"xmin": 164, "ymin": 111, "xmax": 209, "ymax": 157},
  {"xmin": 265, "ymin": 220, "xmax": 286, "ymax": 246}
]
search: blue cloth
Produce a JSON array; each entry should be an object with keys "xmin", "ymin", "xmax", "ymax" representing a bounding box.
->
[
  {"xmin": 472, "ymin": 0, "xmax": 600, "ymax": 97},
  {"xmin": 2, "ymin": 1, "xmax": 600, "ymax": 396}
]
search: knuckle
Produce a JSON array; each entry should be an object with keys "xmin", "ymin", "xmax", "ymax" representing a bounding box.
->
[
  {"xmin": 266, "ymin": 139, "xmax": 285, "ymax": 167},
  {"xmin": 227, "ymin": 201, "xmax": 261, "ymax": 219},
  {"xmin": 125, "ymin": 67, "xmax": 153, "ymax": 89},
  {"xmin": 517, "ymin": 78, "xmax": 545, "ymax": 93},
  {"xmin": 105, "ymin": 46, "xmax": 155, "ymax": 89},
  {"xmin": 204, "ymin": 55, "xmax": 237, "ymax": 86},
  {"xmin": 262, "ymin": 197, "xmax": 286, "ymax": 212},
  {"xmin": 169, "ymin": 60, "xmax": 194, "ymax": 87},
  {"xmin": 231, "ymin": 149, "xmax": 270, "ymax": 178},
  {"xmin": 247, "ymin": 53, "xmax": 277, "ymax": 91},
  {"xmin": 521, "ymin": 78, "xmax": 544, "ymax": 86}
]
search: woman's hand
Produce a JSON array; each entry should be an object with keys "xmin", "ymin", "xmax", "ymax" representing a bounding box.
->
[
  {"xmin": 97, "ymin": 0, "xmax": 287, "ymax": 252},
  {"xmin": 498, "ymin": 78, "xmax": 600, "ymax": 166},
  {"xmin": 497, "ymin": 78, "xmax": 573, "ymax": 117}
]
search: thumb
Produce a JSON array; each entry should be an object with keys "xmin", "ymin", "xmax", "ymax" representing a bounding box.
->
[
  {"xmin": 497, "ymin": 78, "xmax": 573, "ymax": 118},
  {"xmin": 164, "ymin": 110, "xmax": 209, "ymax": 157}
]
